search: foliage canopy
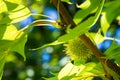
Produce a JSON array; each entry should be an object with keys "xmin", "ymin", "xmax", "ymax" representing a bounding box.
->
[{"xmin": 0, "ymin": 0, "xmax": 120, "ymax": 80}]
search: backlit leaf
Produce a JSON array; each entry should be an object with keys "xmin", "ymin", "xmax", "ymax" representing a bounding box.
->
[
  {"xmin": 34, "ymin": 0, "xmax": 105, "ymax": 49},
  {"xmin": 0, "ymin": 1, "xmax": 11, "ymax": 24},
  {"xmin": 88, "ymin": 32, "xmax": 104, "ymax": 45},
  {"xmin": 77, "ymin": 0, "xmax": 91, "ymax": 9},
  {"xmin": 74, "ymin": 0, "xmax": 100, "ymax": 24},
  {"xmin": 2, "ymin": 25, "xmax": 18, "ymax": 40},
  {"xmin": 101, "ymin": 0, "xmax": 120, "ymax": 35},
  {"xmin": 0, "ymin": 0, "xmax": 31, "ymax": 24},
  {"xmin": 0, "ymin": 1, "xmax": 8, "ymax": 13},
  {"xmin": 58, "ymin": 62, "xmax": 81, "ymax": 80},
  {"xmin": 11, "ymin": 31, "xmax": 28, "ymax": 60},
  {"xmin": 4, "ymin": 1, "xmax": 18, "ymax": 11},
  {"xmin": 58, "ymin": 62, "xmax": 101, "ymax": 80},
  {"xmin": 57, "ymin": 0, "xmax": 104, "ymax": 42},
  {"xmin": 0, "ymin": 25, "xmax": 29, "ymax": 80},
  {"xmin": 0, "ymin": 1, "xmax": 31, "ymax": 24},
  {"xmin": 9, "ymin": 5, "xmax": 31, "ymax": 23},
  {"xmin": 1, "ymin": 24, "xmax": 28, "ymax": 60},
  {"xmin": 3, "ymin": 0, "xmax": 22, "ymax": 4}
]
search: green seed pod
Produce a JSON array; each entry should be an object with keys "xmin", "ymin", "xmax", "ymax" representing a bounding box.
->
[{"xmin": 64, "ymin": 38, "xmax": 92, "ymax": 63}]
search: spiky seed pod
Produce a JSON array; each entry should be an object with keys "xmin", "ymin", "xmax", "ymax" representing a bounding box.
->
[{"xmin": 64, "ymin": 38, "xmax": 92, "ymax": 63}]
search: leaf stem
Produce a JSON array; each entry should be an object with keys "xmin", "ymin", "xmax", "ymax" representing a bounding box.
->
[
  {"xmin": 105, "ymin": 37, "xmax": 120, "ymax": 42},
  {"xmin": 31, "ymin": 13, "xmax": 55, "ymax": 20},
  {"xmin": 19, "ymin": 19, "xmax": 57, "ymax": 32}
]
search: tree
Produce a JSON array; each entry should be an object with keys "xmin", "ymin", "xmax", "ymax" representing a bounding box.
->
[{"xmin": 0, "ymin": 0, "xmax": 120, "ymax": 80}]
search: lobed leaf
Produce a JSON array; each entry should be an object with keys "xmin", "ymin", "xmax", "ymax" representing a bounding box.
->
[
  {"xmin": 0, "ymin": 0, "xmax": 31, "ymax": 24},
  {"xmin": 0, "ymin": 24, "xmax": 29, "ymax": 60},
  {"xmin": 58, "ymin": 62, "xmax": 104, "ymax": 80},
  {"xmin": 58, "ymin": 62, "xmax": 81, "ymax": 80},
  {"xmin": 8, "ymin": 5, "xmax": 31, "ymax": 23},
  {"xmin": 0, "ymin": 0, "xmax": 30, "ymax": 79},
  {"xmin": 11, "ymin": 30, "xmax": 28, "ymax": 61},
  {"xmin": 0, "ymin": 26, "xmax": 29, "ymax": 80}
]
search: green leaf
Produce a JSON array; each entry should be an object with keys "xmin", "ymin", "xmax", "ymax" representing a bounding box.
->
[
  {"xmin": 31, "ymin": 41, "xmax": 64, "ymax": 50},
  {"xmin": 3, "ymin": 0, "xmax": 22, "ymax": 4},
  {"xmin": 4, "ymin": 1, "xmax": 18, "ymax": 11},
  {"xmin": 0, "ymin": 1, "xmax": 31, "ymax": 24},
  {"xmin": 104, "ymin": 64, "xmax": 120, "ymax": 80},
  {"xmin": 104, "ymin": 42, "xmax": 120, "ymax": 59},
  {"xmin": 11, "ymin": 31, "xmax": 28, "ymax": 60},
  {"xmin": 0, "ymin": 25, "xmax": 29, "ymax": 80},
  {"xmin": 0, "ymin": 24, "xmax": 7, "ymax": 39},
  {"xmin": 58, "ymin": 62, "xmax": 101, "ymax": 80},
  {"xmin": 0, "ymin": 40, "xmax": 13, "ymax": 50},
  {"xmin": 0, "ymin": 14, "xmax": 11, "ymax": 24},
  {"xmin": 0, "ymin": 52, "xmax": 6, "ymax": 80},
  {"xmin": 117, "ymin": 15, "xmax": 120, "ymax": 20},
  {"xmin": 45, "ymin": 77, "xmax": 58, "ymax": 80},
  {"xmin": 74, "ymin": 0, "xmax": 100, "ymax": 24},
  {"xmin": 34, "ymin": 0, "xmax": 105, "ymax": 49},
  {"xmin": 57, "ymin": 0, "xmax": 104, "ymax": 43},
  {"xmin": 88, "ymin": 32, "xmax": 104, "ymax": 44},
  {"xmin": 0, "ymin": 1, "xmax": 11, "ymax": 24},
  {"xmin": 44, "ymin": 73, "xmax": 58, "ymax": 80},
  {"xmin": 0, "ymin": 40, "xmax": 19, "ymax": 80},
  {"xmin": 2, "ymin": 25, "xmax": 18, "ymax": 40},
  {"xmin": 77, "ymin": 0, "xmax": 90, "ymax": 9},
  {"xmin": 0, "ymin": 40, "xmax": 13, "ymax": 80},
  {"xmin": 0, "ymin": 0, "xmax": 31, "ymax": 24},
  {"xmin": 75, "ymin": 62, "xmax": 104, "ymax": 80},
  {"xmin": 60, "ymin": 74, "xmax": 76, "ymax": 80},
  {"xmin": 101, "ymin": 0, "xmax": 120, "ymax": 35},
  {"xmin": 0, "ymin": 1, "xmax": 8, "ymax": 13},
  {"xmin": 1, "ymin": 24, "xmax": 28, "ymax": 60},
  {"xmin": 104, "ymin": 42, "xmax": 120, "ymax": 66},
  {"xmin": 90, "ymin": 63, "xmax": 102, "ymax": 74},
  {"xmin": 58, "ymin": 62, "xmax": 81, "ymax": 80},
  {"xmin": 8, "ymin": 5, "xmax": 31, "ymax": 23}
]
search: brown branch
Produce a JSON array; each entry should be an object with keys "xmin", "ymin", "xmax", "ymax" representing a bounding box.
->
[{"xmin": 51, "ymin": 0, "xmax": 120, "ymax": 76}]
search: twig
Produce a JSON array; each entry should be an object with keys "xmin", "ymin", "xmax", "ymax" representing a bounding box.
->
[{"xmin": 51, "ymin": 0, "xmax": 120, "ymax": 76}]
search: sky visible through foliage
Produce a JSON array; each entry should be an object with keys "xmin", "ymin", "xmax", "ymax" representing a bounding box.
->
[{"xmin": 0, "ymin": 0, "xmax": 120, "ymax": 80}]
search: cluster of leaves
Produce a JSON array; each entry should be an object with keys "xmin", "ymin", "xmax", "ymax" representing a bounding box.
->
[
  {"xmin": 0, "ymin": 0, "xmax": 120, "ymax": 80},
  {"xmin": 0, "ymin": 0, "xmax": 31, "ymax": 79},
  {"xmin": 45, "ymin": 0, "xmax": 120, "ymax": 80}
]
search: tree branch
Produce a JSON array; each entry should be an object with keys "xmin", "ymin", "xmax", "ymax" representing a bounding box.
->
[{"xmin": 51, "ymin": 0, "xmax": 120, "ymax": 76}]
